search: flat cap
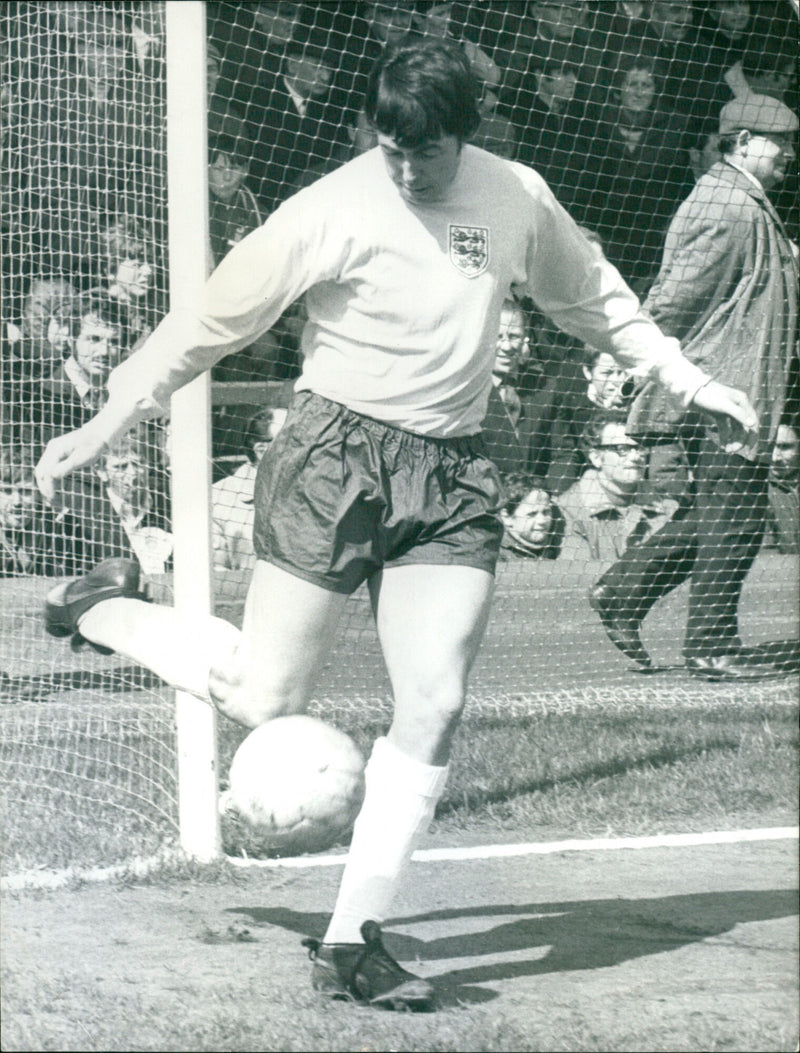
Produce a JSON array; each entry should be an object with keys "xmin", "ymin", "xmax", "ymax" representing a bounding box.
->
[{"xmin": 719, "ymin": 92, "xmax": 799, "ymax": 135}]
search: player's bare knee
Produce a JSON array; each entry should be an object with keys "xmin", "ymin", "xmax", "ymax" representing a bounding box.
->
[
  {"xmin": 216, "ymin": 689, "xmax": 297, "ymax": 729},
  {"xmin": 390, "ymin": 677, "xmax": 466, "ymax": 763},
  {"xmin": 208, "ymin": 651, "xmax": 309, "ymax": 729},
  {"xmin": 423, "ymin": 672, "xmax": 467, "ymax": 720}
]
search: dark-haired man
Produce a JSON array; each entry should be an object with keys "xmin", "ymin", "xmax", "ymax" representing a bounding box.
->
[
  {"xmin": 39, "ymin": 294, "xmax": 130, "ymax": 433},
  {"xmin": 37, "ymin": 37, "xmax": 757, "ymax": 1009}
]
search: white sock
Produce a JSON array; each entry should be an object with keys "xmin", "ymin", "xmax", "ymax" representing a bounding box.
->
[
  {"xmin": 78, "ymin": 598, "xmax": 241, "ymax": 703},
  {"xmin": 323, "ymin": 736, "xmax": 449, "ymax": 945}
]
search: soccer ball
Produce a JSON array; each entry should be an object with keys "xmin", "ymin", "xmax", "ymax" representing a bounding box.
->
[{"xmin": 220, "ymin": 715, "xmax": 366, "ymax": 857}]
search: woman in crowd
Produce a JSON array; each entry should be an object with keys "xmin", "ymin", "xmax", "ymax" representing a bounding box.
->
[{"xmin": 573, "ymin": 45, "xmax": 691, "ymax": 295}]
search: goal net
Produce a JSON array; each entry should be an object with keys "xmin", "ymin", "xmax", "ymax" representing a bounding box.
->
[{"xmin": 1, "ymin": 0, "xmax": 797, "ymax": 880}]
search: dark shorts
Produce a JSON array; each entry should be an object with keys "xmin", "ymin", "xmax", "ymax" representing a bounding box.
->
[{"xmin": 253, "ymin": 391, "xmax": 504, "ymax": 593}]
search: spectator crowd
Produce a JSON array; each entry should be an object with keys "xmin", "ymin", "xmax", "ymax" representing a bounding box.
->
[{"xmin": 2, "ymin": 0, "xmax": 798, "ymax": 577}]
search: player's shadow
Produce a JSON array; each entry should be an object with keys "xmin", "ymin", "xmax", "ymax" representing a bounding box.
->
[{"xmin": 230, "ymin": 887, "xmax": 797, "ymax": 1007}]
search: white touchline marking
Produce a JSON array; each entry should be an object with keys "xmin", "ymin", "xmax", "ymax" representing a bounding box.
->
[
  {"xmin": 226, "ymin": 826, "xmax": 799, "ymax": 869},
  {"xmin": 4, "ymin": 828, "xmax": 797, "ymax": 889}
]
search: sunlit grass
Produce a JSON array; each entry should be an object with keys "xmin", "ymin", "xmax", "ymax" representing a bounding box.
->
[
  {"xmin": 2, "ymin": 968, "xmax": 796, "ymax": 1053},
  {"xmin": 3, "ymin": 697, "xmax": 797, "ymax": 873}
]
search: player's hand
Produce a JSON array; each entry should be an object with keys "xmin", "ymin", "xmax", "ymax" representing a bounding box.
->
[
  {"xmin": 690, "ymin": 380, "xmax": 758, "ymax": 454},
  {"xmin": 35, "ymin": 425, "xmax": 110, "ymax": 503}
]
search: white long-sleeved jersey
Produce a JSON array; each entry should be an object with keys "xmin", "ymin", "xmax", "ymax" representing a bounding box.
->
[{"xmin": 107, "ymin": 145, "xmax": 708, "ymax": 438}]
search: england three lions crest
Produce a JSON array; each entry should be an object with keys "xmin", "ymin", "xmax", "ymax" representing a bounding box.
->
[{"xmin": 449, "ymin": 225, "xmax": 489, "ymax": 277}]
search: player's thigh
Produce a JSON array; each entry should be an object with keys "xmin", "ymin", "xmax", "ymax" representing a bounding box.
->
[
  {"xmin": 369, "ymin": 563, "xmax": 495, "ymax": 764},
  {"xmin": 210, "ymin": 559, "xmax": 348, "ymax": 721}
]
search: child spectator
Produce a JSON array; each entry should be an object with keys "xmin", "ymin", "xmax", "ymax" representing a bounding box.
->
[
  {"xmin": 499, "ymin": 473, "xmax": 564, "ymax": 560},
  {"xmin": 208, "ymin": 133, "xmax": 264, "ymax": 267},
  {"xmin": 557, "ymin": 413, "xmax": 678, "ymax": 562}
]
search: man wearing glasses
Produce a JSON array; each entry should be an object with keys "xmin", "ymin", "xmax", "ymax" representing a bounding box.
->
[
  {"xmin": 590, "ymin": 92, "xmax": 799, "ymax": 678},
  {"xmin": 558, "ymin": 414, "xmax": 678, "ymax": 563}
]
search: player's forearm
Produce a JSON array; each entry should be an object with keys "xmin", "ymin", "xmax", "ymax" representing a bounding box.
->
[
  {"xmin": 80, "ymin": 395, "xmax": 157, "ymax": 449},
  {"xmin": 527, "ymin": 201, "xmax": 711, "ymax": 405},
  {"xmin": 103, "ymin": 308, "xmax": 236, "ymax": 418},
  {"xmin": 619, "ymin": 326, "xmax": 710, "ymax": 407},
  {"xmin": 565, "ymin": 278, "xmax": 711, "ymax": 407},
  {"xmin": 584, "ymin": 261, "xmax": 710, "ymax": 404}
]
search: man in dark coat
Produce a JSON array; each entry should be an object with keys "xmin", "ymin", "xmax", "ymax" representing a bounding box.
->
[
  {"xmin": 244, "ymin": 23, "xmax": 354, "ymax": 213},
  {"xmin": 590, "ymin": 92, "xmax": 799, "ymax": 678}
]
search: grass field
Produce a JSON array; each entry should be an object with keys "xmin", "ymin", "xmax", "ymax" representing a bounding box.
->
[
  {"xmin": 1, "ymin": 552, "xmax": 798, "ymax": 1050},
  {"xmin": 1, "ymin": 551, "xmax": 798, "ymax": 877}
]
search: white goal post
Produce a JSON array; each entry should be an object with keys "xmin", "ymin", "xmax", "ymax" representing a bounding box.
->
[{"xmin": 165, "ymin": 0, "xmax": 220, "ymax": 861}]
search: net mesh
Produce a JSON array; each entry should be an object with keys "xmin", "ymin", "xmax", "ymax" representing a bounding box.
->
[{"xmin": 1, "ymin": 1, "xmax": 798, "ymax": 875}]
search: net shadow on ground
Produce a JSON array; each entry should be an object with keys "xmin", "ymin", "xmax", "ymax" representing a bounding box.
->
[{"xmin": 0, "ymin": 666, "xmax": 168, "ymax": 704}]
